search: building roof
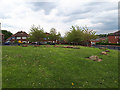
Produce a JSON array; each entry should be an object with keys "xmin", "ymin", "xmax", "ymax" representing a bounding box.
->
[
  {"xmin": 108, "ymin": 30, "xmax": 120, "ymax": 36},
  {"xmin": 13, "ymin": 31, "xmax": 28, "ymax": 37}
]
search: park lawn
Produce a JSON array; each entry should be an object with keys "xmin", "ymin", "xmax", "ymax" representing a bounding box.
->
[{"xmin": 2, "ymin": 45, "xmax": 118, "ymax": 88}]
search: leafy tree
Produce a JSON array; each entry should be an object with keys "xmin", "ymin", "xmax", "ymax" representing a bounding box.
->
[
  {"xmin": 49, "ymin": 28, "xmax": 61, "ymax": 41},
  {"xmin": 56, "ymin": 32, "xmax": 61, "ymax": 40},
  {"xmin": 49, "ymin": 28, "xmax": 57, "ymax": 41},
  {"xmin": 28, "ymin": 25, "xmax": 45, "ymax": 43},
  {"xmin": 82, "ymin": 26, "xmax": 97, "ymax": 45},
  {"xmin": 1, "ymin": 30, "xmax": 13, "ymax": 40},
  {"xmin": 65, "ymin": 26, "xmax": 84, "ymax": 44},
  {"xmin": 65, "ymin": 25, "xmax": 97, "ymax": 45}
]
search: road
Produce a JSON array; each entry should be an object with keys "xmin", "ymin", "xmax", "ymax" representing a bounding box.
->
[{"xmin": 92, "ymin": 45, "xmax": 120, "ymax": 50}]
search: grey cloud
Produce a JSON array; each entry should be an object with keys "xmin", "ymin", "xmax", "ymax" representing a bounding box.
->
[
  {"xmin": 91, "ymin": 17, "xmax": 117, "ymax": 33},
  {"xmin": 58, "ymin": 1, "xmax": 117, "ymax": 24},
  {"xmin": 0, "ymin": 1, "xmax": 117, "ymax": 34},
  {"xmin": 86, "ymin": 2, "xmax": 117, "ymax": 11},
  {"xmin": 57, "ymin": 2, "xmax": 117, "ymax": 17},
  {"xmin": 29, "ymin": 1, "xmax": 118, "ymax": 34},
  {"xmin": 91, "ymin": 12, "xmax": 117, "ymax": 31},
  {"xmin": 30, "ymin": 2, "xmax": 56, "ymax": 14},
  {"xmin": 94, "ymin": 22, "xmax": 117, "ymax": 31},
  {"xmin": 58, "ymin": 2, "xmax": 117, "ymax": 34}
]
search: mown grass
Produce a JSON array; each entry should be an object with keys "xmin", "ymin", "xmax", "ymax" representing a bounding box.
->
[{"xmin": 2, "ymin": 45, "xmax": 118, "ymax": 88}]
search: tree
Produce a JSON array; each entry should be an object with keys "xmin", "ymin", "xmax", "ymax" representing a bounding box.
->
[
  {"xmin": 1, "ymin": 30, "xmax": 13, "ymax": 40},
  {"xmin": 65, "ymin": 26, "xmax": 84, "ymax": 44},
  {"xmin": 65, "ymin": 25, "xmax": 97, "ymax": 45},
  {"xmin": 56, "ymin": 32, "xmax": 61, "ymax": 40},
  {"xmin": 49, "ymin": 28, "xmax": 57, "ymax": 41},
  {"xmin": 28, "ymin": 25, "xmax": 45, "ymax": 43},
  {"xmin": 49, "ymin": 28, "xmax": 61, "ymax": 42},
  {"xmin": 82, "ymin": 26, "xmax": 97, "ymax": 46}
]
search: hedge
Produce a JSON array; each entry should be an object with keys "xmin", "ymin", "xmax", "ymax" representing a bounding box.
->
[{"xmin": 96, "ymin": 42, "xmax": 120, "ymax": 45}]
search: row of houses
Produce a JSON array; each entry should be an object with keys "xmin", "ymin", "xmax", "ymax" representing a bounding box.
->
[
  {"xmin": 0, "ymin": 31, "xmax": 57, "ymax": 44},
  {"xmin": 0, "ymin": 30, "xmax": 120, "ymax": 45},
  {"xmin": 91, "ymin": 31, "xmax": 120, "ymax": 45}
]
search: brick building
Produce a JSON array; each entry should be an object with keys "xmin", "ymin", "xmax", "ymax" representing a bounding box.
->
[
  {"xmin": 6, "ymin": 31, "xmax": 29, "ymax": 43},
  {"xmin": 108, "ymin": 31, "xmax": 120, "ymax": 44}
]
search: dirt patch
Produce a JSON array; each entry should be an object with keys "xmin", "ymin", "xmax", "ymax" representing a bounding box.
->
[
  {"xmin": 101, "ymin": 51, "xmax": 108, "ymax": 55},
  {"xmin": 22, "ymin": 45, "xmax": 28, "ymax": 47},
  {"xmin": 87, "ymin": 56, "xmax": 102, "ymax": 62},
  {"xmin": 34, "ymin": 45, "xmax": 40, "ymax": 47}
]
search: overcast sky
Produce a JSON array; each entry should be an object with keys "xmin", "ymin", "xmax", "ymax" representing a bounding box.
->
[{"xmin": 0, "ymin": 0, "xmax": 119, "ymax": 36}]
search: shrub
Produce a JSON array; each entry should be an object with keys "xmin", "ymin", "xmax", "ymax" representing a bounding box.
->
[{"xmin": 96, "ymin": 42, "xmax": 120, "ymax": 46}]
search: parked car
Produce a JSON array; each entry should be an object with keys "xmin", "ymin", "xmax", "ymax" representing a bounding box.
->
[{"xmin": 4, "ymin": 41, "xmax": 11, "ymax": 45}]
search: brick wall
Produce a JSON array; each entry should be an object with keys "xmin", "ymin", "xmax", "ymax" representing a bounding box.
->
[{"xmin": 108, "ymin": 36, "xmax": 119, "ymax": 44}]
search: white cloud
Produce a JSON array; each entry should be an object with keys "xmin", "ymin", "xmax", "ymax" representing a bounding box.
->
[{"xmin": 0, "ymin": 0, "xmax": 118, "ymax": 36}]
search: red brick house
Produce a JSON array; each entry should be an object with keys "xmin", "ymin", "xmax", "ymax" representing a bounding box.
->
[
  {"xmin": 6, "ymin": 31, "xmax": 29, "ymax": 43},
  {"xmin": 0, "ymin": 33, "xmax": 4, "ymax": 43},
  {"xmin": 108, "ymin": 31, "xmax": 120, "ymax": 44}
]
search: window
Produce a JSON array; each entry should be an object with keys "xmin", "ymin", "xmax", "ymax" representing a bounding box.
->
[
  {"xmin": 44, "ymin": 38, "xmax": 46, "ymax": 40},
  {"xmin": 115, "ymin": 36, "xmax": 119, "ymax": 39},
  {"xmin": 22, "ymin": 37, "xmax": 27, "ymax": 39},
  {"xmin": 12, "ymin": 37, "xmax": 15, "ymax": 39},
  {"xmin": 16, "ymin": 37, "xmax": 21, "ymax": 39}
]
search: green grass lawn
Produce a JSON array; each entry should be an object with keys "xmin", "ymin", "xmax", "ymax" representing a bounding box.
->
[{"xmin": 2, "ymin": 45, "xmax": 118, "ymax": 88}]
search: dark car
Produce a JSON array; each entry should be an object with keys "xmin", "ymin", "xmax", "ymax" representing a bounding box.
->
[{"xmin": 4, "ymin": 42, "xmax": 10, "ymax": 45}]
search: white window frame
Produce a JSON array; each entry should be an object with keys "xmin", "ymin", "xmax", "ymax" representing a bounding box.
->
[
  {"xmin": 22, "ymin": 37, "xmax": 27, "ymax": 39},
  {"xmin": 16, "ymin": 37, "xmax": 21, "ymax": 39}
]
